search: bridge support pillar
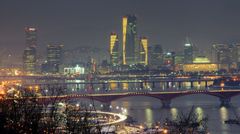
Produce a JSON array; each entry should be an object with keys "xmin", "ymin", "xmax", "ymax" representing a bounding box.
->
[
  {"xmin": 117, "ymin": 82, "xmax": 121, "ymax": 89},
  {"xmin": 205, "ymin": 81, "xmax": 208, "ymax": 88},
  {"xmin": 166, "ymin": 82, "xmax": 170, "ymax": 89},
  {"xmin": 152, "ymin": 82, "xmax": 155, "ymax": 89},
  {"xmin": 190, "ymin": 81, "xmax": 194, "ymax": 88},
  {"xmin": 140, "ymin": 82, "xmax": 144, "ymax": 89},
  {"xmin": 220, "ymin": 98, "xmax": 231, "ymax": 107},
  {"xmin": 178, "ymin": 82, "xmax": 181, "ymax": 89},
  {"xmin": 161, "ymin": 99, "xmax": 171, "ymax": 108},
  {"xmin": 102, "ymin": 83, "xmax": 106, "ymax": 91}
]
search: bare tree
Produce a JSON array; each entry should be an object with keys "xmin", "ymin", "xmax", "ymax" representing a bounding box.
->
[
  {"xmin": 163, "ymin": 106, "xmax": 208, "ymax": 134},
  {"xmin": 0, "ymin": 85, "xmax": 102, "ymax": 133},
  {"xmin": 65, "ymin": 99, "xmax": 102, "ymax": 134},
  {"xmin": 0, "ymin": 90, "xmax": 44, "ymax": 133}
]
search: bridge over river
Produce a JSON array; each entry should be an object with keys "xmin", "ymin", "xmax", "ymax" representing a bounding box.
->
[
  {"xmin": 21, "ymin": 88, "xmax": 240, "ymax": 108},
  {"xmin": 3, "ymin": 75, "xmax": 240, "ymax": 108}
]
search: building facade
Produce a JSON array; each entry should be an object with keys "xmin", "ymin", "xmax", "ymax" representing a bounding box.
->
[
  {"xmin": 63, "ymin": 64, "xmax": 85, "ymax": 76},
  {"xmin": 109, "ymin": 33, "xmax": 119, "ymax": 66},
  {"xmin": 163, "ymin": 52, "xmax": 175, "ymax": 70},
  {"xmin": 139, "ymin": 37, "xmax": 148, "ymax": 65},
  {"xmin": 235, "ymin": 43, "xmax": 240, "ymax": 69},
  {"xmin": 211, "ymin": 44, "xmax": 235, "ymax": 70},
  {"xmin": 183, "ymin": 39, "xmax": 193, "ymax": 64},
  {"xmin": 122, "ymin": 15, "xmax": 138, "ymax": 65},
  {"xmin": 183, "ymin": 63, "xmax": 218, "ymax": 72},
  {"xmin": 42, "ymin": 44, "xmax": 64, "ymax": 73},
  {"xmin": 23, "ymin": 27, "xmax": 37, "ymax": 73},
  {"xmin": 23, "ymin": 47, "xmax": 36, "ymax": 73},
  {"xmin": 174, "ymin": 53, "xmax": 184, "ymax": 71},
  {"xmin": 25, "ymin": 27, "xmax": 37, "ymax": 48},
  {"xmin": 148, "ymin": 44, "xmax": 163, "ymax": 69},
  {"xmin": 183, "ymin": 56, "xmax": 217, "ymax": 72}
]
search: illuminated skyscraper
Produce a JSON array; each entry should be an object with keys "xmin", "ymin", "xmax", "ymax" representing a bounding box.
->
[
  {"xmin": 23, "ymin": 27, "xmax": 37, "ymax": 73},
  {"xmin": 25, "ymin": 27, "xmax": 37, "ymax": 48},
  {"xmin": 139, "ymin": 37, "xmax": 148, "ymax": 65},
  {"xmin": 184, "ymin": 37, "xmax": 193, "ymax": 64},
  {"xmin": 45, "ymin": 44, "xmax": 64, "ymax": 73},
  {"xmin": 234, "ymin": 43, "xmax": 240, "ymax": 69},
  {"xmin": 122, "ymin": 15, "xmax": 137, "ymax": 65},
  {"xmin": 148, "ymin": 44, "xmax": 163, "ymax": 69},
  {"xmin": 23, "ymin": 47, "xmax": 36, "ymax": 73},
  {"xmin": 211, "ymin": 44, "xmax": 235, "ymax": 70},
  {"xmin": 163, "ymin": 52, "xmax": 175, "ymax": 70},
  {"xmin": 109, "ymin": 33, "xmax": 119, "ymax": 66}
]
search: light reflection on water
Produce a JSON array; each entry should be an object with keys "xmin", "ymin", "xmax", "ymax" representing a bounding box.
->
[
  {"xmin": 71, "ymin": 96, "xmax": 240, "ymax": 134},
  {"xmin": 220, "ymin": 107, "xmax": 228, "ymax": 122},
  {"xmin": 145, "ymin": 108, "xmax": 153, "ymax": 126},
  {"xmin": 66, "ymin": 80, "xmax": 239, "ymax": 133},
  {"xmin": 170, "ymin": 107, "xmax": 178, "ymax": 120},
  {"xmin": 111, "ymin": 95, "xmax": 240, "ymax": 134},
  {"xmin": 220, "ymin": 107, "xmax": 229, "ymax": 131}
]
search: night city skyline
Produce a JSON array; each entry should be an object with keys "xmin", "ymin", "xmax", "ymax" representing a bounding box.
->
[
  {"xmin": 1, "ymin": 0, "xmax": 240, "ymax": 63},
  {"xmin": 1, "ymin": 1, "xmax": 240, "ymax": 133}
]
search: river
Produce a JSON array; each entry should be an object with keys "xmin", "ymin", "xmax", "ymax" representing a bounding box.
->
[
  {"xmin": 66, "ymin": 80, "xmax": 240, "ymax": 133},
  {"xmin": 110, "ymin": 95, "xmax": 240, "ymax": 134}
]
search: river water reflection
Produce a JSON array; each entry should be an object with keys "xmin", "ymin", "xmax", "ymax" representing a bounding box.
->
[
  {"xmin": 111, "ymin": 95, "xmax": 240, "ymax": 134},
  {"xmin": 66, "ymin": 80, "xmax": 240, "ymax": 133}
]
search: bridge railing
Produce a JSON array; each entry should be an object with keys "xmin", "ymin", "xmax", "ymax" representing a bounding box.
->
[
  {"xmin": 35, "ymin": 86, "xmax": 216, "ymax": 96},
  {"xmin": 20, "ymin": 81, "xmax": 227, "ymax": 96}
]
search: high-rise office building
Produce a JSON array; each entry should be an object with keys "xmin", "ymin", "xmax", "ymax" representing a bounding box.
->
[
  {"xmin": 174, "ymin": 53, "xmax": 184, "ymax": 71},
  {"xmin": 211, "ymin": 44, "xmax": 235, "ymax": 70},
  {"xmin": 23, "ymin": 47, "xmax": 36, "ymax": 73},
  {"xmin": 47, "ymin": 44, "xmax": 64, "ymax": 72},
  {"xmin": 163, "ymin": 52, "xmax": 176, "ymax": 70},
  {"xmin": 184, "ymin": 38, "xmax": 193, "ymax": 64},
  {"xmin": 47, "ymin": 44, "xmax": 64, "ymax": 64},
  {"xmin": 23, "ymin": 27, "xmax": 37, "ymax": 73},
  {"xmin": 211, "ymin": 44, "xmax": 226, "ymax": 63},
  {"xmin": 234, "ymin": 43, "xmax": 240, "ymax": 69},
  {"xmin": 109, "ymin": 33, "xmax": 119, "ymax": 66},
  {"xmin": 42, "ymin": 44, "xmax": 64, "ymax": 73},
  {"xmin": 139, "ymin": 37, "xmax": 148, "ymax": 65},
  {"xmin": 25, "ymin": 27, "xmax": 37, "ymax": 48},
  {"xmin": 148, "ymin": 44, "xmax": 163, "ymax": 69},
  {"xmin": 122, "ymin": 15, "xmax": 137, "ymax": 65}
]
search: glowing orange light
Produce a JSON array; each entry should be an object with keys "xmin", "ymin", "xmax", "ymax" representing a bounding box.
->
[
  {"xmin": 220, "ymin": 82, "xmax": 224, "ymax": 87},
  {"xmin": 35, "ymin": 85, "xmax": 39, "ymax": 91},
  {"xmin": 0, "ymin": 89, "xmax": 5, "ymax": 95},
  {"xmin": 163, "ymin": 129, "xmax": 168, "ymax": 134}
]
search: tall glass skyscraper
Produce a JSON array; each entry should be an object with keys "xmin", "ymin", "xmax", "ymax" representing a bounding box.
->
[
  {"xmin": 148, "ymin": 44, "xmax": 163, "ymax": 69},
  {"xmin": 139, "ymin": 37, "xmax": 148, "ymax": 65},
  {"xmin": 46, "ymin": 44, "xmax": 64, "ymax": 73},
  {"xmin": 122, "ymin": 15, "xmax": 137, "ymax": 65},
  {"xmin": 109, "ymin": 33, "xmax": 119, "ymax": 66},
  {"xmin": 25, "ymin": 27, "xmax": 37, "ymax": 48},
  {"xmin": 184, "ymin": 37, "xmax": 193, "ymax": 64},
  {"xmin": 23, "ymin": 47, "xmax": 36, "ymax": 73},
  {"xmin": 23, "ymin": 27, "xmax": 37, "ymax": 73},
  {"xmin": 211, "ymin": 44, "xmax": 235, "ymax": 70}
]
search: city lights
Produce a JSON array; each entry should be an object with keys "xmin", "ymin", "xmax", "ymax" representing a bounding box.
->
[{"xmin": 0, "ymin": 1, "xmax": 239, "ymax": 133}]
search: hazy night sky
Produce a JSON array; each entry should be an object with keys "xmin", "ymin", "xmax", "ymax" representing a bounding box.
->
[{"xmin": 1, "ymin": 0, "xmax": 240, "ymax": 62}]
